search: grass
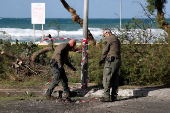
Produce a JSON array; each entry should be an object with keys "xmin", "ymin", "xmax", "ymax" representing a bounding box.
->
[
  {"xmin": 0, "ymin": 75, "xmax": 50, "ymax": 89},
  {"xmin": 0, "ymin": 93, "xmax": 38, "ymax": 102}
]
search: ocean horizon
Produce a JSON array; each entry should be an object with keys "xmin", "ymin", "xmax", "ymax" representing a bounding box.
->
[{"xmin": 0, "ymin": 18, "xmax": 168, "ymax": 43}]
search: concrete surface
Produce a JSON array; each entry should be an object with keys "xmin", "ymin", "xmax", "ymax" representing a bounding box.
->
[{"xmin": 0, "ymin": 84, "xmax": 170, "ymax": 98}]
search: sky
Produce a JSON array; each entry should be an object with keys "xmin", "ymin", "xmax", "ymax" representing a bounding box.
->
[{"xmin": 0, "ymin": 0, "xmax": 170, "ymax": 19}]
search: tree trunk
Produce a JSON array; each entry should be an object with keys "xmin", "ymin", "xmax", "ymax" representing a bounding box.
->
[
  {"xmin": 1, "ymin": 52, "xmax": 17, "ymax": 60},
  {"xmin": 156, "ymin": 2, "xmax": 170, "ymax": 43},
  {"xmin": 60, "ymin": 0, "xmax": 96, "ymax": 45}
]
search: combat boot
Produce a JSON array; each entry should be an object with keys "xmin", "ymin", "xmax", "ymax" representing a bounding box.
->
[
  {"xmin": 110, "ymin": 95, "xmax": 120, "ymax": 102},
  {"xmin": 99, "ymin": 97, "xmax": 110, "ymax": 102},
  {"xmin": 45, "ymin": 94, "xmax": 56, "ymax": 100},
  {"xmin": 63, "ymin": 91, "xmax": 77, "ymax": 98},
  {"xmin": 69, "ymin": 91, "xmax": 77, "ymax": 97},
  {"xmin": 62, "ymin": 91, "xmax": 72, "ymax": 102},
  {"xmin": 63, "ymin": 91, "xmax": 70, "ymax": 98}
]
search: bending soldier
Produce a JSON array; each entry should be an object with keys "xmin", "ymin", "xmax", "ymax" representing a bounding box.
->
[{"xmin": 45, "ymin": 39, "xmax": 77, "ymax": 100}]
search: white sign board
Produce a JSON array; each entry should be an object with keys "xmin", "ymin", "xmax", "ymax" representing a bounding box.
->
[{"xmin": 31, "ymin": 3, "xmax": 45, "ymax": 24}]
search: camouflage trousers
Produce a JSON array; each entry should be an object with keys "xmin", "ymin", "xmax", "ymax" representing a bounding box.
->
[
  {"xmin": 103, "ymin": 58, "xmax": 121, "ymax": 98},
  {"xmin": 46, "ymin": 66, "xmax": 70, "ymax": 96}
]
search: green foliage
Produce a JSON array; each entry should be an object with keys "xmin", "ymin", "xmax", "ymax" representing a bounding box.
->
[
  {"xmin": 88, "ymin": 45, "xmax": 103, "ymax": 84},
  {"xmin": 71, "ymin": 31, "xmax": 170, "ymax": 85},
  {"xmin": 145, "ymin": 0, "xmax": 170, "ymax": 44},
  {"xmin": 1, "ymin": 39, "xmax": 170, "ymax": 86},
  {"xmin": 67, "ymin": 44, "xmax": 101, "ymax": 84},
  {"xmin": 48, "ymin": 19, "xmax": 60, "ymax": 30},
  {"xmin": 70, "ymin": 43, "xmax": 104, "ymax": 85},
  {"xmin": 0, "ymin": 40, "xmax": 50, "ymax": 81},
  {"xmin": 48, "ymin": 19, "xmax": 61, "ymax": 42},
  {"xmin": 120, "ymin": 44, "xmax": 170, "ymax": 85},
  {"xmin": 1, "ymin": 16, "xmax": 170, "ymax": 86},
  {"xmin": 117, "ymin": 18, "xmax": 170, "ymax": 85},
  {"xmin": 146, "ymin": 0, "xmax": 167, "ymax": 14}
]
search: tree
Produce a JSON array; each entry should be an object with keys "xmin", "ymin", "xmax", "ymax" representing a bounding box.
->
[
  {"xmin": 60, "ymin": 0, "xmax": 96, "ymax": 45},
  {"xmin": 1, "ymin": 0, "xmax": 97, "ymax": 76},
  {"xmin": 146, "ymin": 0, "xmax": 170, "ymax": 43}
]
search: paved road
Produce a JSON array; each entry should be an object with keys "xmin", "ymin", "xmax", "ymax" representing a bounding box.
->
[{"xmin": 0, "ymin": 96, "xmax": 170, "ymax": 113}]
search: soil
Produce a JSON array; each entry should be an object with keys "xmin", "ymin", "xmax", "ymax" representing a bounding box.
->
[
  {"xmin": 0, "ymin": 97, "xmax": 105, "ymax": 113},
  {"xmin": 0, "ymin": 83, "xmax": 170, "ymax": 113},
  {"xmin": 1, "ymin": 96, "xmax": 170, "ymax": 113}
]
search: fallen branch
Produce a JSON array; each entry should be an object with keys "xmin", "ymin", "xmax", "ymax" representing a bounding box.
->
[
  {"xmin": 31, "ymin": 47, "xmax": 54, "ymax": 63},
  {"xmin": 1, "ymin": 51, "xmax": 18, "ymax": 60},
  {"xmin": 24, "ymin": 64, "xmax": 38, "ymax": 75}
]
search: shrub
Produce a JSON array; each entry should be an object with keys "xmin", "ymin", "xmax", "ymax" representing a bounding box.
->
[{"xmin": 1, "ymin": 18, "xmax": 170, "ymax": 86}]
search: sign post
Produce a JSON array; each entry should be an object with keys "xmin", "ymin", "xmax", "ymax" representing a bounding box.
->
[
  {"xmin": 42, "ymin": 24, "xmax": 43, "ymax": 42},
  {"xmin": 31, "ymin": 3, "xmax": 45, "ymax": 43},
  {"xmin": 33, "ymin": 24, "xmax": 35, "ymax": 43}
]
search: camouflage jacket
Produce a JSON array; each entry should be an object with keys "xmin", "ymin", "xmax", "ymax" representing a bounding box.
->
[{"xmin": 101, "ymin": 34, "xmax": 121, "ymax": 60}]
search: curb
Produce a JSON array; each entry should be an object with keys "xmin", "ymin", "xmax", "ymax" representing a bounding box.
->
[
  {"xmin": 0, "ymin": 89, "xmax": 46, "ymax": 96},
  {"xmin": 0, "ymin": 87, "xmax": 170, "ymax": 98},
  {"xmin": 118, "ymin": 88, "xmax": 170, "ymax": 97},
  {"xmin": 85, "ymin": 88, "xmax": 170, "ymax": 98}
]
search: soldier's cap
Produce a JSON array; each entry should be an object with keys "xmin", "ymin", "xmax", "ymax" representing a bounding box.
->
[{"xmin": 103, "ymin": 28, "xmax": 112, "ymax": 34}]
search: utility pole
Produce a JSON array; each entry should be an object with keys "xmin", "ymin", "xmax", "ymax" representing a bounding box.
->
[
  {"xmin": 120, "ymin": 1, "xmax": 122, "ymax": 29},
  {"xmin": 81, "ymin": 0, "xmax": 89, "ymax": 88}
]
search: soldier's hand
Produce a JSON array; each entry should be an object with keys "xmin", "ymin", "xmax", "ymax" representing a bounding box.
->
[
  {"xmin": 58, "ymin": 65, "xmax": 63, "ymax": 72},
  {"xmin": 99, "ymin": 60, "xmax": 104, "ymax": 66}
]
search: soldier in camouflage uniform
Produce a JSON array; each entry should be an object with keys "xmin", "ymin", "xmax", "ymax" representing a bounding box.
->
[
  {"xmin": 45, "ymin": 39, "xmax": 77, "ymax": 100},
  {"xmin": 99, "ymin": 29, "xmax": 121, "ymax": 102}
]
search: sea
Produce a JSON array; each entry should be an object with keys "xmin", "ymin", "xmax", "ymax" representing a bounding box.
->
[{"xmin": 0, "ymin": 18, "xmax": 168, "ymax": 43}]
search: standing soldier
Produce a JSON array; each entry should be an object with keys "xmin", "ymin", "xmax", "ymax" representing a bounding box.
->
[
  {"xmin": 45, "ymin": 39, "xmax": 77, "ymax": 100},
  {"xmin": 99, "ymin": 28, "xmax": 121, "ymax": 102}
]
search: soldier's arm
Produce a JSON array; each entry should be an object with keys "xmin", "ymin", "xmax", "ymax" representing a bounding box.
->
[
  {"xmin": 56, "ymin": 50, "xmax": 62, "ymax": 66},
  {"xmin": 101, "ymin": 40, "xmax": 110, "ymax": 60},
  {"xmin": 65, "ymin": 59, "xmax": 76, "ymax": 71},
  {"xmin": 55, "ymin": 45, "xmax": 65, "ymax": 66},
  {"xmin": 65, "ymin": 59, "xmax": 73, "ymax": 68}
]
